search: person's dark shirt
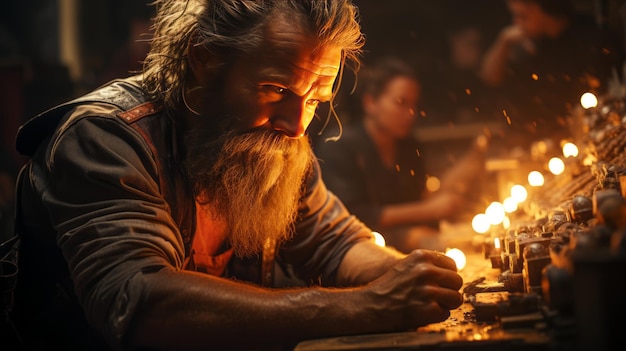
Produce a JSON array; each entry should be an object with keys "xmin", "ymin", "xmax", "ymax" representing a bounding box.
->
[{"xmin": 315, "ymin": 123, "xmax": 428, "ymax": 231}]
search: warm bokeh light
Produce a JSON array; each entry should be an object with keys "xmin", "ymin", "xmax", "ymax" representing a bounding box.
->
[
  {"xmin": 528, "ymin": 171, "xmax": 545, "ymax": 187},
  {"xmin": 485, "ymin": 202, "xmax": 505, "ymax": 225},
  {"xmin": 580, "ymin": 92, "xmax": 598, "ymax": 109},
  {"xmin": 472, "ymin": 213, "xmax": 490, "ymax": 234},
  {"xmin": 445, "ymin": 248, "xmax": 467, "ymax": 270},
  {"xmin": 372, "ymin": 232, "xmax": 386, "ymax": 247},
  {"xmin": 494, "ymin": 237, "xmax": 501, "ymax": 249},
  {"xmin": 562, "ymin": 142, "xmax": 579, "ymax": 158},
  {"xmin": 583, "ymin": 153, "xmax": 596, "ymax": 166},
  {"xmin": 502, "ymin": 216, "xmax": 511, "ymax": 229},
  {"xmin": 503, "ymin": 197, "xmax": 518, "ymax": 213},
  {"xmin": 536, "ymin": 140, "xmax": 548, "ymax": 155},
  {"xmin": 511, "ymin": 184, "xmax": 528, "ymax": 203},
  {"xmin": 425, "ymin": 176, "xmax": 441, "ymax": 192},
  {"xmin": 548, "ymin": 157, "xmax": 565, "ymax": 175}
]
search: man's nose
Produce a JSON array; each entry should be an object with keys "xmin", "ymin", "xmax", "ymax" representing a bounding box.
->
[{"xmin": 271, "ymin": 100, "xmax": 314, "ymax": 138}]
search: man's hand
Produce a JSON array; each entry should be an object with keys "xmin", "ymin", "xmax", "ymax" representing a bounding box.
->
[
  {"xmin": 133, "ymin": 244, "xmax": 463, "ymax": 349},
  {"xmin": 359, "ymin": 249, "xmax": 463, "ymax": 330}
]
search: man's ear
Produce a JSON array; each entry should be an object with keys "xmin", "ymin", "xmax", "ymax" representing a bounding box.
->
[{"xmin": 187, "ymin": 35, "xmax": 220, "ymax": 87}]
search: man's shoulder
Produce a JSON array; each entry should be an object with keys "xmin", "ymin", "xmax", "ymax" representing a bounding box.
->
[{"xmin": 16, "ymin": 76, "xmax": 160, "ymax": 157}]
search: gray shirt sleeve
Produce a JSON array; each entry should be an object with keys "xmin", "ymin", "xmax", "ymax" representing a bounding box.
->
[
  {"xmin": 31, "ymin": 105, "xmax": 185, "ymax": 349},
  {"xmin": 277, "ymin": 156, "xmax": 374, "ymax": 286}
]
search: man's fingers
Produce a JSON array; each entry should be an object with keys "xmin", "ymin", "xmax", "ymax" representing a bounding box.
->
[
  {"xmin": 432, "ymin": 266, "xmax": 463, "ymax": 290},
  {"xmin": 433, "ymin": 251, "xmax": 459, "ymax": 271},
  {"xmin": 406, "ymin": 259, "xmax": 463, "ymax": 290},
  {"xmin": 418, "ymin": 285, "xmax": 464, "ymax": 311},
  {"xmin": 405, "ymin": 249, "xmax": 458, "ymax": 272},
  {"xmin": 436, "ymin": 288, "xmax": 464, "ymax": 310},
  {"xmin": 407, "ymin": 301, "xmax": 451, "ymax": 327}
]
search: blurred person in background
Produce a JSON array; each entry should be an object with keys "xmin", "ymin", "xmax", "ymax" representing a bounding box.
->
[
  {"xmin": 420, "ymin": 22, "xmax": 498, "ymax": 126},
  {"xmin": 315, "ymin": 57, "xmax": 487, "ymax": 253},
  {"xmin": 479, "ymin": 0, "xmax": 623, "ymax": 146}
]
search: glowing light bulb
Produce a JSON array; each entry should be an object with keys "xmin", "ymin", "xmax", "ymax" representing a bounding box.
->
[
  {"xmin": 580, "ymin": 92, "xmax": 598, "ymax": 109},
  {"xmin": 511, "ymin": 184, "xmax": 528, "ymax": 203},
  {"xmin": 445, "ymin": 248, "xmax": 467, "ymax": 270},
  {"xmin": 485, "ymin": 201, "xmax": 505, "ymax": 225},
  {"xmin": 472, "ymin": 213, "xmax": 490, "ymax": 234},
  {"xmin": 528, "ymin": 171, "xmax": 545, "ymax": 187},
  {"xmin": 372, "ymin": 232, "xmax": 386, "ymax": 247},
  {"xmin": 548, "ymin": 157, "xmax": 565, "ymax": 175},
  {"xmin": 562, "ymin": 142, "xmax": 579, "ymax": 158},
  {"xmin": 503, "ymin": 197, "xmax": 518, "ymax": 213}
]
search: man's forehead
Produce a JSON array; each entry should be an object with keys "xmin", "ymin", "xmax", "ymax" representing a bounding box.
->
[
  {"xmin": 253, "ymin": 40, "xmax": 343, "ymax": 94},
  {"xmin": 288, "ymin": 47, "xmax": 342, "ymax": 80},
  {"xmin": 257, "ymin": 21, "xmax": 342, "ymax": 74}
]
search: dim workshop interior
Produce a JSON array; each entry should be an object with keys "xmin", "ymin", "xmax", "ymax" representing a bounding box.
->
[{"xmin": 2, "ymin": 0, "xmax": 626, "ymax": 350}]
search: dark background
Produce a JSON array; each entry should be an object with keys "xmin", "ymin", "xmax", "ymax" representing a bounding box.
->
[
  {"xmin": 2, "ymin": 0, "xmax": 625, "ymax": 161},
  {"xmin": 1, "ymin": 0, "xmax": 626, "ymax": 240}
]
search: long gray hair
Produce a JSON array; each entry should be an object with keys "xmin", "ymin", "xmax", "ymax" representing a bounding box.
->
[{"xmin": 142, "ymin": 0, "xmax": 365, "ymax": 110}]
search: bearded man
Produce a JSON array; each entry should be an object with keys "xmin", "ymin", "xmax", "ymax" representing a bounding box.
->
[{"xmin": 10, "ymin": 1, "xmax": 463, "ymax": 350}]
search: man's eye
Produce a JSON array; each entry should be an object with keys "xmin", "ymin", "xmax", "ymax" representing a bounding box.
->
[
  {"xmin": 260, "ymin": 85, "xmax": 288, "ymax": 102},
  {"xmin": 261, "ymin": 85, "xmax": 287, "ymax": 94}
]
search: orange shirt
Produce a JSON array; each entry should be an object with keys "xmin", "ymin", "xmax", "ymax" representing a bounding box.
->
[{"xmin": 185, "ymin": 201, "xmax": 233, "ymax": 276}]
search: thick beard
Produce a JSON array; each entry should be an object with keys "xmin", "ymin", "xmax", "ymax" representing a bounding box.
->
[{"xmin": 185, "ymin": 127, "xmax": 313, "ymax": 257}]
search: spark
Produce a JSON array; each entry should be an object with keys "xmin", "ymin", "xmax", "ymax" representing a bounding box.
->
[{"xmin": 503, "ymin": 109, "xmax": 512, "ymax": 125}]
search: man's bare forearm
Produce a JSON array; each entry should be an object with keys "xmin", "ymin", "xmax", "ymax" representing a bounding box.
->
[
  {"xmin": 337, "ymin": 240, "xmax": 405, "ymax": 286},
  {"xmin": 130, "ymin": 244, "xmax": 462, "ymax": 350},
  {"xmin": 130, "ymin": 267, "xmax": 378, "ymax": 350}
]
